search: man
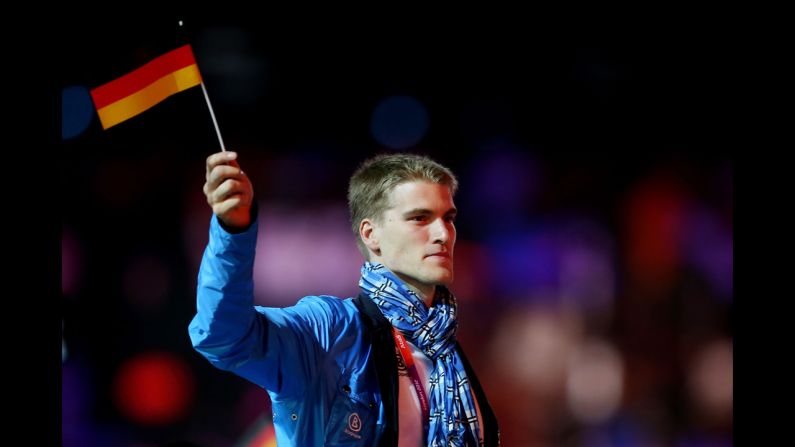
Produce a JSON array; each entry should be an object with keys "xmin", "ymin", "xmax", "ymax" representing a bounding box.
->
[{"xmin": 189, "ymin": 151, "xmax": 499, "ymax": 446}]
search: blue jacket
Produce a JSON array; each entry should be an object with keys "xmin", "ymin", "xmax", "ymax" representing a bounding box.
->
[{"xmin": 189, "ymin": 215, "xmax": 499, "ymax": 446}]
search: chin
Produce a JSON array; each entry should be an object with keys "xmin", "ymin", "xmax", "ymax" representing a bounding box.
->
[{"xmin": 433, "ymin": 270, "xmax": 454, "ymax": 285}]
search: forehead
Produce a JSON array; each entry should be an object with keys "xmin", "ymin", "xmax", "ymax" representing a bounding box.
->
[{"xmin": 386, "ymin": 180, "xmax": 454, "ymax": 210}]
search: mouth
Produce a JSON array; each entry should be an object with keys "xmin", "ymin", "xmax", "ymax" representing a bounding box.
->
[{"xmin": 426, "ymin": 252, "xmax": 451, "ymax": 259}]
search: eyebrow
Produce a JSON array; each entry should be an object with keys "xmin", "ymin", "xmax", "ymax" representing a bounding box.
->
[{"xmin": 401, "ymin": 207, "xmax": 458, "ymax": 218}]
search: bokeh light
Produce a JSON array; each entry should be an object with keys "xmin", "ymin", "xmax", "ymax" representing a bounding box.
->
[
  {"xmin": 686, "ymin": 339, "xmax": 733, "ymax": 425},
  {"xmin": 461, "ymin": 143, "xmax": 542, "ymax": 250},
  {"xmin": 62, "ymin": 320, "xmax": 68, "ymax": 363},
  {"xmin": 253, "ymin": 202, "xmax": 362, "ymax": 305},
  {"xmin": 624, "ymin": 174, "xmax": 688, "ymax": 292},
  {"xmin": 682, "ymin": 204, "xmax": 733, "ymax": 301},
  {"xmin": 566, "ymin": 338, "xmax": 624, "ymax": 425},
  {"xmin": 490, "ymin": 308, "xmax": 582, "ymax": 396},
  {"xmin": 62, "ymin": 85, "xmax": 94, "ymax": 140},
  {"xmin": 370, "ymin": 95, "xmax": 429, "ymax": 149},
  {"xmin": 113, "ymin": 352, "xmax": 195, "ymax": 426}
]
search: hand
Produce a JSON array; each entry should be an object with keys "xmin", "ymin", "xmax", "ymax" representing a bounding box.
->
[{"xmin": 203, "ymin": 151, "xmax": 254, "ymax": 230}]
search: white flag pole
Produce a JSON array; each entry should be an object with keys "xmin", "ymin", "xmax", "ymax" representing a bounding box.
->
[
  {"xmin": 179, "ymin": 20, "xmax": 226, "ymax": 152},
  {"xmin": 200, "ymin": 82, "xmax": 226, "ymax": 152}
]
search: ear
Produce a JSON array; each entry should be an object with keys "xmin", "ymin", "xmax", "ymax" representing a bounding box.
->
[{"xmin": 359, "ymin": 219, "xmax": 380, "ymax": 255}]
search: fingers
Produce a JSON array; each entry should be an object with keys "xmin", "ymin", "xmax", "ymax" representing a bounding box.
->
[
  {"xmin": 206, "ymin": 164, "xmax": 246, "ymax": 195},
  {"xmin": 206, "ymin": 151, "xmax": 237, "ymax": 177},
  {"xmin": 204, "ymin": 151, "xmax": 254, "ymax": 227},
  {"xmin": 211, "ymin": 178, "xmax": 253, "ymax": 222},
  {"xmin": 212, "ymin": 194, "xmax": 247, "ymax": 218},
  {"xmin": 211, "ymin": 177, "xmax": 252, "ymax": 206}
]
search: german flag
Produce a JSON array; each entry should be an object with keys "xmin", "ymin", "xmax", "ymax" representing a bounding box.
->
[{"xmin": 90, "ymin": 44, "xmax": 202, "ymax": 129}]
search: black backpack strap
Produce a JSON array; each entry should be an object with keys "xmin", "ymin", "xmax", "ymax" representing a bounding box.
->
[
  {"xmin": 353, "ymin": 293, "xmax": 399, "ymax": 447},
  {"xmin": 456, "ymin": 342, "xmax": 501, "ymax": 446}
]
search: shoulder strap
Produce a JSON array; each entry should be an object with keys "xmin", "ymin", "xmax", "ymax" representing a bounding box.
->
[
  {"xmin": 353, "ymin": 293, "xmax": 399, "ymax": 447},
  {"xmin": 456, "ymin": 342, "xmax": 501, "ymax": 446}
]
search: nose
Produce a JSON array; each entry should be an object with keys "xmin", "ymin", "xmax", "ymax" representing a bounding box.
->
[{"xmin": 431, "ymin": 218, "xmax": 451, "ymax": 245}]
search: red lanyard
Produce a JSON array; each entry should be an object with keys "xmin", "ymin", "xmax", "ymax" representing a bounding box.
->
[{"xmin": 392, "ymin": 327, "xmax": 431, "ymax": 441}]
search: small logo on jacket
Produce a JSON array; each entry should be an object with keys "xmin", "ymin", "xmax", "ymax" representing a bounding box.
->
[{"xmin": 344, "ymin": 412, "xmax": 362, "ymax": 439}]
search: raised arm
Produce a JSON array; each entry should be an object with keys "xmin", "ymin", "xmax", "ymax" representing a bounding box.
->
[
  {"xmin": 190, "ymin": 151, "xmax": 262, "ymax": 375},
  {"xmin": 189, "ymin": 152, "xmax": 343, "ymax": 397}
]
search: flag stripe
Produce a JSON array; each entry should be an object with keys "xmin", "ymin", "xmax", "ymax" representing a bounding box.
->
[
  {"xmin": 95, "ymin": 64, "xmax": 201, "ymax": 129},
  {"xmin": 90, "ymin": 44, "xmax": 199, "ymax": 109}
]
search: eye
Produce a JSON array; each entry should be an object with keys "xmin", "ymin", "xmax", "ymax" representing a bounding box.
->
[
  {"xmin": 409, "ymin": 215, "xmax": 426, "ymax": 222},
  {"xmin": 445, "ymin": 215, "xmax": 457, "ymax": 223}
]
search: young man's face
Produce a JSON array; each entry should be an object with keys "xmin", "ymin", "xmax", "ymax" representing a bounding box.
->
[{"xmin": 370, "ymin": 180, "xmax": 457, "ymax": 295}]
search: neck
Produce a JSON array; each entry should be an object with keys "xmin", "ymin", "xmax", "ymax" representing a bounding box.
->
[
  {"xmin": 411, "ymin": 286, "xmax": 436, "ymax": 309},
  {"xmin": 367, "ymin": 261, "xmax": 436, "ymax": 307},
  {"xmin": 395, "ymin": 275, "xmax": 435, "ymax": 308}
]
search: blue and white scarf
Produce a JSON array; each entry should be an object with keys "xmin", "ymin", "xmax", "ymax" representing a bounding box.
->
[{"xmin": 359, "ymin": 262, "xmax": 482, "ymax": 447}]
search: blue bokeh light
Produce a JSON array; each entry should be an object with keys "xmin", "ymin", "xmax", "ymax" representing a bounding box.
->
[
  {"xmin": 62, "ymin": 85, "xmax": 94, "ymax": 140},
  {"xmin": 370, "ymin": 95, "xmax": 429, "ymax": 150}
]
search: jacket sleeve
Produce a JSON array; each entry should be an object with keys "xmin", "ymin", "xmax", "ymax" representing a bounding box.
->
[{"xmin": 188, "ymin": 214, "xmax": 346, "ymax": 398}]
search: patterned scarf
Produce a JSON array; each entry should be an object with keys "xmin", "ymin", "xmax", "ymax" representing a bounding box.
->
[{"xmin": 359, "ymin": 262, "xmax": 482, "ymax": 447}]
